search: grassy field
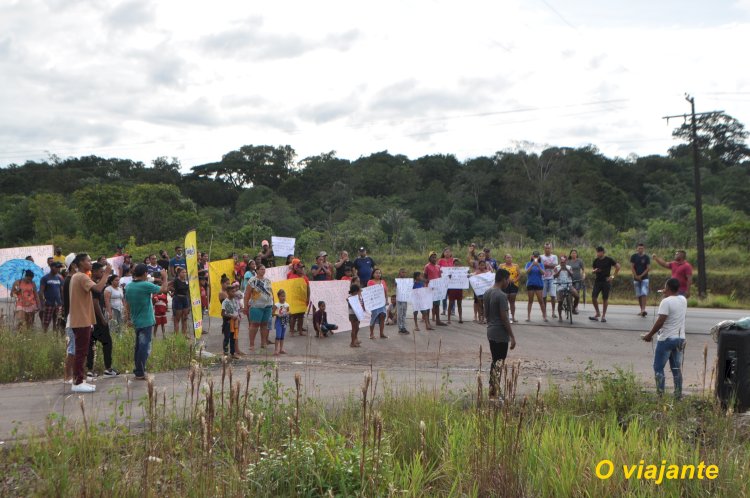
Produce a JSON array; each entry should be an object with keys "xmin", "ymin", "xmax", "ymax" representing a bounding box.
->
[{"xmin": 1, "ymin": 362, "xmax": 748, "ymax": 497}]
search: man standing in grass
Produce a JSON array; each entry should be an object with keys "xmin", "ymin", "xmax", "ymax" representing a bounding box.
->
[
  {"xmin": 642, "ymin": 278, "xmax": 687, "ymax": 399},
  {"xmin": 69, "ymin": 254, "xmax": 112, "ymax": 393},
  {"xmin": 125, "ymin": 264, "xmax": 169, "ymax": 380},
  {"xmin": 484, "ymin": 269, "xmax": 516, "ymax": 398}
]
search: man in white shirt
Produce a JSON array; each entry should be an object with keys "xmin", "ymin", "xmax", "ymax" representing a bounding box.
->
[
  {"xmin": 540, "ymin": 242, "xmax": 559, "ymax": 319},
  {"xmin": 642, "ymin": 278, "xmax": 687, "ymax": 399}
]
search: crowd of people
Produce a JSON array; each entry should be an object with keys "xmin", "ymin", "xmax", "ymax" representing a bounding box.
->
[{"xmin": 5, "ymin": 240, "xmax": 694, "ymax": 396}]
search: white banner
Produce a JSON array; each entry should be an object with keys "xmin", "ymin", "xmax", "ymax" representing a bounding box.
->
[
  {"xmin": 395, "ymin": 278, "xmax": 413, "ymax": 303},
  {"xmin": 469, "ymin": 272, "xmax": 495, "ymax": 297},
  {"xmin": 361, "ymin": 283, "xmax": 386, "ymax": 312},
  {"xmin": 0, "ymin": 244, "xmax": 54, "ymax": 297},
  {"xmin": 309, "ymin": 280, "xmax": 351, "ymax": 333},
  {"xmin": 106, "ymin": 256, "xmax": 124, "ymax": 276},
  {"xmin": 348, "ymin": 295, "xmax": 365, "ymax": 322},
  {"xmin": 264, "ymin": 265, "xmax": 290, "ymax": 283},
  {"xmin": 442, "ymin": 267, "xmax": 470, "ymax": 289},
  {"xmin": 428, "ymin": 277, "xmax": 448, "ymax": 302},
  {"xmin": 271, "ymin": 236, "xmax": 296, "ymax": 258},
  {"xmin": 411, "ymin": 287, "xmax": 433, "ymax": 312}
]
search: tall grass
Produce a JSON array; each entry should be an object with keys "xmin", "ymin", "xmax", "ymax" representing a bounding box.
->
[{"xmin": 1, "ymin": 364, "xmax": 749, "ymax": 497}]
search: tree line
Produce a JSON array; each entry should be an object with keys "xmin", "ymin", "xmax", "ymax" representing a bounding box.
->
[{"xmin": 1, "ymin": 114, "xmax": 748, "ymax": 255}]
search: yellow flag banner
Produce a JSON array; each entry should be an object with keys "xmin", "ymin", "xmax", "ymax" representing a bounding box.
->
[
  {"xmin": 184, "ymin": 230, "xmax": 203, "ymax": 340},
  {"xmin": 209, "ymin": 259, "xmax": 235, "ymax": 318},
  {"xmin": 271, "ymin": 278, "xmax": 309, "ymax": 315}
]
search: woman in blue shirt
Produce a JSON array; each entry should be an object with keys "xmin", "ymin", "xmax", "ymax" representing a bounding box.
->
[{"xmin": 525, "ymin": 251, "xmax": 548, "ymax": 322}]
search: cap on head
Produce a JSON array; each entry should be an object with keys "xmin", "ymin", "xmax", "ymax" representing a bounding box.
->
[
  {"xmin": 261, "ymin": 240, "xmax": 269, "ymax": 246},
  {"xmin": 532, "ymin": 250, "xmax": 540, "ymax": 257},
  {"xmin": 359, "ymin": 247, "xmax": 366, "ymax": 252},
  {"xmin": 429, "ymin": 251, "xmax": 437, "ymax": 257},
  {"xmin": 318, "ymin": 251, "xmax": 327, "ymax": 257},
  {"xmin": 291, "ymin": 258, "xmax": 301, "ymax": 266}
]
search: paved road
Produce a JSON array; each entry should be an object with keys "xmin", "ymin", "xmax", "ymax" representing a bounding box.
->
[{"xmin": 1, "ymin": 303, "xmax": 747, "ymax": 441}]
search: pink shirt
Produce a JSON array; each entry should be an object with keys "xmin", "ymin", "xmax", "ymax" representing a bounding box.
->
[
  {"xmin": 438, "ymin": 258, "xmax": 454, "ymax": 268},
  {"xmin": 423, "ymin": 263, "xmax": 442, "ymax": 281},
  {"xmin": 668, "ymin": 261, "xmax": 693, "ymax": 293}
]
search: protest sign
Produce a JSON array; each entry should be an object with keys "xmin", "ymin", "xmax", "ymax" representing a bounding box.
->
[
  {"xmin": 469, "ymin": 272, "xmax": 495, "ymax": 297},
  {"xmin": 361, "ymin": 283, "xmax": 386, "ymax": 312},
  {"xmin": 0, "ymin": 244, "xmax": 53, "ymax": 298},
  {"xmin": 443, "ymin": 267, "xmax": 470, "ymax": 289},
  {"xmin": 411, "ymin": 287, "xmax": 433, "ymax": 312},
  {"xmin": 395, "ymin": 279, "xmax": 413, "ymax": 303},
  {"xmin": 428, "ymin": 277, "xmax": 448, "ymax": 302},
  {"xmin": 106, "ymin": 256, "xmax": 124, "ymax": 276},
  {"xmin": 184, "ymin": 230, "xmax": 203, "ymax": 339},
  {"xmin": 309, "ymin": 280, "xmax": 351, "ymax": 333},
  {"xmin": 264, "ymin": 265, "xmax": 289, "ymax": 282},
  {"xmin": 272, "ymin": 278, "xmax": 309, "ymax": 314},
  {"xmin": 271, "ymin": 236, "xmax": 295, "ymax": 258},
  {"xmin": 208, "ymin": 259, "xmax": 235, "ymax": 318},
  {"xmin": 347, "ymin": 296, "xmax": 365, "ymax": 322}
]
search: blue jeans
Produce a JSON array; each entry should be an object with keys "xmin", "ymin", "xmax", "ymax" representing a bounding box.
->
[
  {"xmin": 653, "ymin": 337, "xmax": 685, "ymax": 398},
  {"xmin": 134, "ymin": 326, "xmax": 153, "ymax": 378}
]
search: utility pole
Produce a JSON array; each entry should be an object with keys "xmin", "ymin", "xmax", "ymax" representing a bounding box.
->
[{"xmin": 662, "ymin": 96, "xmax": 723, "ymax": 299}]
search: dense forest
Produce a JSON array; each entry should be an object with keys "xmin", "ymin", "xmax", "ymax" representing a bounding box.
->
[{"xmin": 1, "ymin": 114, "xmax": 748, "ymax": 256}]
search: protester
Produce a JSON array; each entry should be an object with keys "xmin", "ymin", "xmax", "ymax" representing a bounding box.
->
[
  {"xmin": 438, "ymin": 248, "xmax": 454, "ymax": 316},
  {"xmin": 236, "ymin": 254, "xmax": 250, "ymax": 284},
  {"xmin": 68, "ymin": 254, "xmax": 112, "ymax": 392},
  {"xmin": 245, "ymin": 265, "xmax": 274, "ymax": 351},
  {"xmin": 334, "ymin": 250, "xmax": 354, "ymax": 280},
  {"xmin": 12, "ymin": 270, "xmax": 40, "ymax": 332},
  {"xmin": 171, "ymin": 267, "xmax": 191, "ymax": 336},
  {"xmin": 567, "ymin": 249, "xmax": 585, "ymax": 314},
  {"xmin": 39, "ymin": 262, "xmax": 64, "ymax": 333},
  {"xmin": 199, "ymin": 252, "xmax": 209, "ymax": 272},
  {"xmin": 540, "ymin": 242, "xmax": 559, "ymax": 319},
  {"xmin": 472, "ymin": 260, "xmax": 492, "ymax": 324},
  {"xmin": 466, "ymin": 243, "xmax": 479, "ymax": 270},
  {"xmin": 260, "ymin": 240, "xmax": 276, "ymax": 268},
  {"xmin": 484, "ymin": 269, "xmax": 516, "ymax": 398},
  {"xmin": 412, "ymin": 271, "xmax": 433, "ymax": 331},
  {"xmin": 86, "ymin": 262, "xmax": 118, "ymax": 378},
  {"xmin": 368, "ymin": 268, "xmax": 389, "ymax": 339},
  {"xmin": 347, "ymin": 284, "xmax": 363, "ymax": 347},
  {"xmin": 286, "ymin": 259, "xmax": 309, "ymax": 336},
  {"xmin": 631, "ymin": 243, "xmax": 651, "ymax": 317},
  {"xmin": 169, "ymin": 246, "xmax": 187, "ymax": 278},
  {"xmin": 500, "ymin": 254, "xmax": 520, "ymax": 323},
  {"xmin": 125, "ymin": 265, "xmax": 169, "ymax": 380},
  {"xmin": 273, "ymin": 290, "xmax": 290, "ymax": 355},
  {"xmin": 311, "ymin": 252, "xmax": 333, "ymax": 281},
  {"xmin": 483, "ymin": 248, "xmax": 498, "ymax": 271},
  {"xmin": 642, "ymin": 278, "xmax": 687, "ymax": 399},
  {"xmin": 440, "ymin": 248, "xmax": 463, "ymax": 324},
  {"xmin": 53, "ymin": 247, "xmax": 66, "ymax": 267},
  {"xmin": 120, "ymin": 266, "xmax": 133, "ymax": 289},
  {"xmin": 313, "ymin": 301, "xmax": 338, "ymax": 337},
  {"xmin": 525, "ymin": 251, "xmax": 547, "ymax": 322},
  {"xmin": 62, "ymin": 260, "xmax": 77, "ymax": 384},
  {"xmin": 386, "ymin": 295, "xmax": 398, "ymax": 326},
  {"xmin": 353, "ymin": 247, "xmax": 375, "ymax": 285},
  {"xmin": 554, "ymin": 255, "xmax": 579, "ymax": 320},
  {"xmin": 394, "ymin": 268, "xmax": 410, "ymax": 334},
  {"xmin": 221, "ymin": 285, "xmax": 241, "ymax": 359},
  {"xmin": 152, "ymin": 282, "xmax": 169, "ymax": 338},
  {"xmin": 231, "ymin": 282, "xmax": 245, "ymax": 355},
  {"xmin": 120, "ymin": 254, "xmax": 132, "ymax": 278},
  {"xmin": 652, "ymin": 250, "xmax": 693, "ymax": 298},
  {"xmin": 341, "ymin": 267, "xmax": 354, "ymax": 281},
  {"xmin": 243, "ymin": 260, "xmax": 257, "ymax": 289},
  {"xmin": 157, "ymin": 250, "xmax": 170, "ymax": 271},
  {"xmin": 589, "ymin": 246, "xmax": 620, "ymax": 323},
  {"xmin": 423, "ymin": 251, "xmax": 447, "ymax": 326},
  {"xmin": 146, "ymin": 254, "xmax": 161, "ymax": 275},
  {"xmin": 103, "ymin": 274, "xmax": 124, "ymax": 334}
]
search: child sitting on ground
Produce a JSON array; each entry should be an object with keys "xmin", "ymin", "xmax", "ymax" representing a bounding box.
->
[
  {"xmin": 313, "ymin": 301, "xmax": 338, "ymax": 337},
  {"xmin": 385, "ymin": 294, "xmax": 398, "ymax": 325}
]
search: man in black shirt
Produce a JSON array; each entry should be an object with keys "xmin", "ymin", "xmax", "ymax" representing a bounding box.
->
[
  {"xmin": 334, "ymin": 250, "xmax": 354, "ymax": 280},
  {"xmin": 589, "ymin": 246, "xmax": 620, "ymax": 323},
  {"xmin": 630, "ymin": 243, "xmax": 651, "ymax": 317}
]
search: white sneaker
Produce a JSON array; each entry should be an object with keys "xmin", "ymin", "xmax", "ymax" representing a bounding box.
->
[{"xmin": 71, "ymin": 382, "xmax": 96, "ymax": 393}]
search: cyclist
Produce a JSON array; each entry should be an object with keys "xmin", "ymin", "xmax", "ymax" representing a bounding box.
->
[{"xmin": 554, "ymin": 255, "xmax": 579, "ymax": 321}]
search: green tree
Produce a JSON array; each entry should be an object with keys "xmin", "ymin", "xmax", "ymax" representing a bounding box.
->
[
  {"xmin": 671, "ymin": 113, "xmax": 750, "ymax": 166},
  {"xmin": 28, "ymin": 193, "xmax": 78, "ymax": 240}
]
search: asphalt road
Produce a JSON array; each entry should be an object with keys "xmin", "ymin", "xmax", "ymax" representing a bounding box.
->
[{"xmin": 1, "ymin": 302, "xmax": 747, "ymax": 441}]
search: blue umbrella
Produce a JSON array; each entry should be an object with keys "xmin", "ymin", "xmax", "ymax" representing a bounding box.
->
[{"xmin": 0, "ymin": 259, "xmax": 44, "ymax": 290}]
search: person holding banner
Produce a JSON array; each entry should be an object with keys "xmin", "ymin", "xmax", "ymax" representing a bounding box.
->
[
  {"xmin": 500, "ymin": 254, "xmax": 520, "ymax": 323},
  {"xmin": 472, "ymin": 260, "xmax": 492, "ymax": 324},
  {"xmin": 367, "ymin": 268, "xmax": 389, "ymax": 339},
  {"xmin": 411, "ymin": 272, "xmax": 434, "ymax": 331},
  {"xmin": 347, "ymin": 284, "xmax": 363, "ymax": 347},
  {"xmin": 244, "ymin": 265, "xmax": 275, "ymax": 351},
  {"xmin": 424, "ymin": 252, "xmax": 447, "ymax": 327},
  {"xmin": 286, "ymin": 260, "xmax": 309, "ymax": 336},
  {"xmin": 260, "ymin": 240, "xmax": 276, "ymax": 268}
]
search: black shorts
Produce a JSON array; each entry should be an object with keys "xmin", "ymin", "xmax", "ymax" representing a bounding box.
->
[
  {"xmin": 527, "ymin": 284, "xmax": 543, "ymax": 292},
  {"xmin": 506, "ymin": 283, "xmax": 519, "ymax": 294},
  {"xmin": 592, "ymin": 281, "xmax": 611, "ymax": 300}
]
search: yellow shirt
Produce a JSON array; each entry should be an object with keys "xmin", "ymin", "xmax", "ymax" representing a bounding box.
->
[{"xmin": 501, "ymin": 263, "xmax": 520, "ymax": 285}]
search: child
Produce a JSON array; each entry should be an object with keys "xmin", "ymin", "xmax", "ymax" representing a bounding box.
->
[
  {"xmin": 313, "ymin": 301, "xmax": 338, "ymax": 337},
  {"xmin": 221, "ymin": 285, "xmax": 240, "ymax": 359},
  {"xmin": 232, "ymin": 282, "xmax": 246, "ymax": 355},
  {"xmin": 386, "ymin": 295, "xmax": 398, "ymax": 326},
  {"xmin": 347, "ymin": 285, "xmax": 362, "ymax": 347},
  {"xmin": 341, "ymin": 267, "xmax": 353, "ymax": 281},
  {"xmin": 472, "ymin": 260, "xmax": 491, "ymax": 324},
  {"xmin": 273, "ymin": 290, "xmax": 290, "ymax": 356},
  {"xmin": 412, "ymin": 272, "xmax": 434, "ymax": 332},
  {"xmin": 152, "ymin": 280, "xmax": 169, "ymax": 338},
  {"xmin": 199, "ymin": 275, "xmax": 209, "ymax": 316},
  {"xmin": 395, "ymin": 268, "xmax": 410, "ymax": 334}
]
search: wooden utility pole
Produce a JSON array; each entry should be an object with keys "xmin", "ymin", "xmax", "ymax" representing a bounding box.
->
[{"xmin": 662, "ymin": 96, "xmax": 723, "ymax": 299}]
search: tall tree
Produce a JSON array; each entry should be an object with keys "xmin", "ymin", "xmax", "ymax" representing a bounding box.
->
[
  {"xmin": 671, "ymin": 113, "xmax": 750, "ymax": 166},
  {"xmin": 191, "ymin": 145, "xmax": 296, "ymax": 189}
]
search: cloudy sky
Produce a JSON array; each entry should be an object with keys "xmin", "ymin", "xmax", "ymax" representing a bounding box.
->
[{"xmin": 1, "ymin": 0, "xmax": 749, "ymax": 169}]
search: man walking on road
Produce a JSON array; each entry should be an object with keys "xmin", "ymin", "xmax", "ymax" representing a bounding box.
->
[
  {"xmin": 589, "ymin": 246, "xmax": 620, "ymax": 323},
  {"xmin": 642, "ymin": 278, "xmax": 687, "ymax": 399},
  {"xmin": 484, "ymin": 269, "xmax": 516, "ymax": 398},
  {"xmin": 652, "ymin": 250, "xmax": 693, "ymax": 298},
  {"xmin": 631, "ymin": 243, "xmax": 651, "ymax": 317},
  {"xmin": 125, "ymin": 264, "xmax": 169, "ymax": 380}
]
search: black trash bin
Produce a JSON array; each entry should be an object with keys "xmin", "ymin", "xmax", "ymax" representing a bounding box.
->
[{"xmin": 715, "ymin": 327, "xmax": 750, "ymax": 412}]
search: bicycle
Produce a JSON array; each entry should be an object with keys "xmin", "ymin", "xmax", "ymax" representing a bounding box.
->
[{"xmin": 556, "ymin": 281, "xmax": 575, "ymax": 325}]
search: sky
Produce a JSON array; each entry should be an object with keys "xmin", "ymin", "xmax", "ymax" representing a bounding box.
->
[{"xmin": 1, "ymin": 0, "xmax": 749, "ymax": 170}]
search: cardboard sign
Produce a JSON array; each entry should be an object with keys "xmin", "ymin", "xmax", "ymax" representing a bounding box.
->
[
  {"xmin": 428, "ymin": 277, "xmax": 448, "ymax": 302},
  {"xmin": 347, "ymin": 295, "xmax": 365, "ymax": 322},
  {"xmin": 411, "ymin": 287, "xmax": 433, "ymax": 312},
  {"xmin": 271, "ymin": 277, "xmax": 309, "ymax": 315},
  {"xmin": 361, "ymin": 283, "xmax": 386, "ymax": 312},
  {"xmin": 208, "ymin": 259, "xmax": 235, "ymax": 318},
  {"xmin": 469, "ymin": 272, "xmax": 495, "ymax": 297},
  {"xmin": 271, "ymin": 236, "xmax": 296, "ymax": 258},
  {"xmin": 442, "ymin": 267, "xmax": 470, "ymax": 289},
  {"xmin": 264, "ymin": 265, "xmax": 290, "ymax": 283},
  {"xmin": 309, "ymin": 280, "xmax": 351, "ymax": 333},
  {"xmin": 395, "ymin": 278, "xmax": 413, "ymax": 303}
]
